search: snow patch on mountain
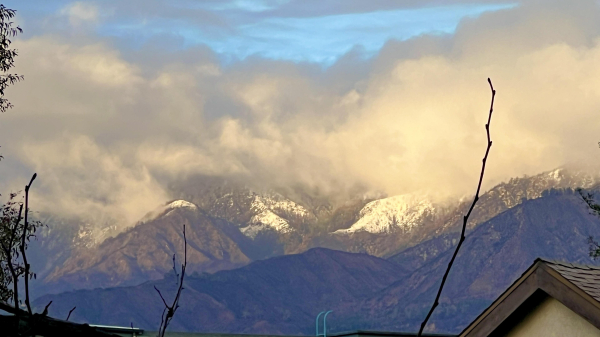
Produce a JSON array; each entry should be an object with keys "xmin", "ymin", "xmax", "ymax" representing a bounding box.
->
[
  {"xmin": 75, "ymin": 223, "xmax": 119, "ymax": 248},
  {"xmin": 484, "ymin": 168, "xmax": 600, "ymax": 210},
  {"xmin": 239, "ymin": 195, "xmax": 309, "ymax": 239},
  {"xmin": 549, "ymin": 168, "xmax": 563, "ymax": 181},
  {"xmin": 335, "ymin": 194, "xmax": 435, "ymax": 234},
  {"xmin": 168, "ymin": 200, "xmax": 198, "ymax": 210},
  {"xmin": 140, "ymin": 199, "xmax": 198, "ymax": 223},
  {"xmin": 255, "ymin": 195, "xmax": 310, "ymax": 218}
]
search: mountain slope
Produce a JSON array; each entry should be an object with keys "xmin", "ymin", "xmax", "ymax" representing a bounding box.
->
[
  {"xmin": 386, "ymin": 169, "xmax": 600, "ymax": 271},
  {"xmin": 42, "ymin": 200, "xmax": 251, "ymax": 293},
  {"xmin": 32, "ymin": 168, "xmax": 600, "ymax": 297},
  {"xmin": 334, "ymin": 195, "xmax": 436, "ymax": 234},
  {"xmin": 168, "ymin": 177, "xmax": 319, "ymax": 258},
  {"xmin": 360, "ymin": 189, "xmax": 600, "ymax": 333},
  {"xmin": 33, "ymin": 189, "xmax": 600, "ymax": 334},
  {"xmin": 34, "ymin": 248, "xmax": 407, "ymax": 334},
  {"xmin": 323, "ymin": 168, "xmax": 600, "ymax": 258}
]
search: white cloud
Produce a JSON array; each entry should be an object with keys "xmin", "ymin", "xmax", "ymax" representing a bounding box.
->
[
  {"xmin": 3, "ymin": 0, "xmax": 600, "ymax": 232},
  {"xmin": 62, "ymin": 2, "xmax": 99, "ymax": 27},
  {"xmin": 19, "ymin": 135, "xmax": 168, "ymax": 230}
]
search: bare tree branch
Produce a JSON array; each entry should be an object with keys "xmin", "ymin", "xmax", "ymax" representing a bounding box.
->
[
  {"xmin": 158, "ymin": 307, "xmax": 166, "ymax": 335},
  {"xmin": 154, "ymin": 286, "xmax": 169, "ymax": 308},
  {"xmin": 41, "ymin": 300, "xmax": 52, "ymax": 316},
  {"xmin": 66, "ymin": 306, "xmax": 76, "ymax": 321},
  {"xmin": 156, "ymin": 224, "xmax": 187, "ymax": 337},
  {"xmin": 20, "ymin": 172, "xmax": 36, "ymax": 315},
  {"xmin": 417, "ymin": 78, "xmax": 496, "ymax": 336}
]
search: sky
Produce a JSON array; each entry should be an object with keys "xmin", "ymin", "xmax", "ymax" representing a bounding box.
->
[{"xmin": 1, "ymin": 0, "xmax": 600, "ymax": 230}]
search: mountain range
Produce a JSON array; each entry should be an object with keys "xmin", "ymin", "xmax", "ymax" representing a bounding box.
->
[
  {"xmin": 32, "ymin": 187, "xmax": 600, "ymax": 335},
  {"xmin": 18, "ymin": 166, "xmax": 600, "ymax": 334},
  {"xmin": 29, "ymin": 167, "xmax": 598, "ymax": 294}
]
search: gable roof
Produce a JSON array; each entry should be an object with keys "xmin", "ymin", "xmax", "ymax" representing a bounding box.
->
[
  {"xmin": 459, "ymin": 258, "xmax": 600, "ymax": 337},
  {"xmin": 544, "ymin": 260, "xmax": 600, "ymax": 302}
]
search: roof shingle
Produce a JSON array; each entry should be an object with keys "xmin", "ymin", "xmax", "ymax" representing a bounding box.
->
[{"xmin": 541, "ymin": 258, "xmax": 600, "ymax": 303}]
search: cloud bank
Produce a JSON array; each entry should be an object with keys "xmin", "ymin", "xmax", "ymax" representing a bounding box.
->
[{"xmin": 1, "ymin": 0, "xmax": 600, "ymax": 231}]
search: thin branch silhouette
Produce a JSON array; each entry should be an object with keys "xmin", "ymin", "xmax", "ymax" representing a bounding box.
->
[
  {"xmin": 66, "ymin": 306, "xmax": 76, "ymax": 321},
  {"xmin": 41, "ymin": 300, "xmax": 52, "ymax": 316},
  {"xmin": 417, "ymin": 78, "xmax": 496, "ymax": 336},
  {"xmin": 155, "ymin": 224, "xmax": 187, "ymax": 337},
  {"xmin": 20, "ymin": 173, "xmax": 36, "ymax": 315}
]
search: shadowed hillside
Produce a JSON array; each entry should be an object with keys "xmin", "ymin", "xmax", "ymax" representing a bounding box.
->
[
  {"xmin": 34, "ymin": 248, "xmax": 407, "ymax": 334},
  {"xmin": 41, "ymin": 202, "xmax": 251, "ymax": 295},
  {"xmin": 358, "ymin": 189, "xmax": 600, "ymax": 333}
]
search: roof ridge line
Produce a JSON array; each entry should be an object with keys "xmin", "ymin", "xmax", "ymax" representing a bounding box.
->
[{"xmin": 538, "ymin": 258, "xmax": 600, "ymax": 270}]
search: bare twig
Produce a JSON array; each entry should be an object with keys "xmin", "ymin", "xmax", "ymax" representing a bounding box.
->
[
  {"xmin": 417, "ymin": 78, "xmax": 496, "ymax": 336},
  {"xmin": 154, "ymin": 286, "xmax": 169, "ymax": 308},
  {"xmin": 42, "ymin": 301, "xmax": 52, "ymax": 316},
  {"xmin": 66, "ymin": 306, "xmax": 76, "ymax": 321},
  {"xmin": 20, "ymin": 173, "xmax": 36, "ymax": 315},
  {"xmin": 158, "ymin": 307, "xmax": 166, "ymax": 335},
  {"xmin": 156, "ymin": 224, "xmax": 187, "ymax": 337}
]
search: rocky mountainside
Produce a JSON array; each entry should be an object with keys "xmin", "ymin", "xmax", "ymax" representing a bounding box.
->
[
  {"xmin": 320, "ymin": 168, "xmax": 600, "ymax": 258},
  {"xmin": 359, "ymin": 189, "xmax": 600, "ymax": 333},
  {"xmin": 385, "ymin": 168, "xmax": 600, "ymax": 271},
  {"xmin": 434, "ymin": 168, "xmax": 599, "ymax": 234},
  {"xmin": 39, "ymin": 200, "xmax": 251, "ymax": 294},
  {"xmin": 33, "ymin": 188, "xmax": 600, "ymax": 335},
  {"xmin": 167, "ymin": 176, "xmax": 374, "ymax": 256},
  {"xmin": 29, "ymin": 167, "xmax": 600, "ymax": 296}
]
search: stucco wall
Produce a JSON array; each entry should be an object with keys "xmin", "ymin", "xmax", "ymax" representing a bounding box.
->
[{"xmin": 504, "ymin": 297, "xmax": 600, "ymax": 337}]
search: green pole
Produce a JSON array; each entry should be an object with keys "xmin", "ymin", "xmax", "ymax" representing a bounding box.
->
[
  {"xmin": 316, "ymin": 311, "xmax": 325, "ymax": 336},
  {"xmin": 323, "ymin": 311, "xmax": 333, "ymax": 337}
]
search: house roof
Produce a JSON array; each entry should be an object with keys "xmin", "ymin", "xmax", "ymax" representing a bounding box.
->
[
  {"xmin": 544, "ymin": 260, "xmax": 600, "ymax": 301},
  {"xmin": 459, "ymin": 258, "xmax": 600, "ymax": 337}
]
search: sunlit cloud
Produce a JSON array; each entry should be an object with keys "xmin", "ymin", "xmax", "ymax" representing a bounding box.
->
[
  {"xmin": 61, "ymin": 2, "xmax": 99, "ymax": 26},
  {"xmin": 1, "ymin": 0, "xmax": 600, "ymax": 233}
]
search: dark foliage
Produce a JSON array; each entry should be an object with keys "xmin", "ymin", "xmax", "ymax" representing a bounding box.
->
[
  {"xmin": 0, "ymin": 4, "xmax": 23, "ymax": 114},
  {"xmin": 0, "ymin": 191, "xmax": 42, "ymax": 304}
]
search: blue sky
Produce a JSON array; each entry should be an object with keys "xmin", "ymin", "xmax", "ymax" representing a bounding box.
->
[{"xmin": 7, "ymin": 0, "xmax": 516, "ymax": 64}]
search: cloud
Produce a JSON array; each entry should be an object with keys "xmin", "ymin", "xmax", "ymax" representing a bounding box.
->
[
  {"xmin": 18, "ymin": 135, "xmax": 168, "ymax": 230},
  {"xmin": 2, "ymin": 0, "xmax": 600, "ymax": 233},
  {"xmin": 61, "ymin": 2, "xmax": 99, "ymax": 27}
]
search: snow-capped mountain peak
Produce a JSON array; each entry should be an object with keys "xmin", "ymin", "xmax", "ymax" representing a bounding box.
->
[
  {"xmin": 140, "ymin": 199, "xmax": 199, "ymax": 223},
  {"xmin": 335, "ymin": 194, "xmax": 435, "ymax": 234},
  {"xmin": 240, "ymin": 195, "xmax": 309, "ymax": 239},
  {"xmin": 167, "ymin": 200, "xmax": 198, "ymax": 210}
]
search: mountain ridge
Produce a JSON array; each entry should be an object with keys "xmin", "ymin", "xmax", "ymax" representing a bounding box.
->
[
  {"xmin": 33, "ymin": 188, "xmax": 600, "ymax": 335},
  {"xmin": 30, "ymin": 167, "xmax": 600, "ymax": 296}
]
